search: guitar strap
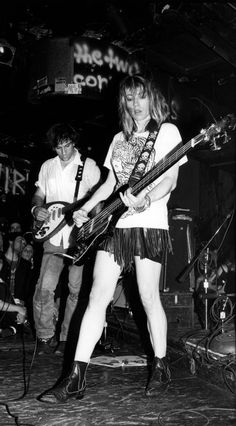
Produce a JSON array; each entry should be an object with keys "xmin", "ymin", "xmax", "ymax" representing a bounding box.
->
[
  {"xmin": 128, "ymin": 130, "xmax": 158, "ymax": 186},
  {"xmin": 73, "ymin": 155, "xmax": 86, "ymax": 202}
]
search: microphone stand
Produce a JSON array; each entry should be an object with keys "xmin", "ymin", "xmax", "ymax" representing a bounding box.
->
[{"xmin": 176, "ymin": 212, "xmax": 232, "ymax": 330}]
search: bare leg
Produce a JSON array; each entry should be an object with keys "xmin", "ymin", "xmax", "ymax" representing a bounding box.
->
[
  {"xmin": 135, "ymin": 257, "xmax": 167, "ymax": 358},
  {"xmin": 74, "ymin": 250, "xmax": 122, "ymax": 362}
]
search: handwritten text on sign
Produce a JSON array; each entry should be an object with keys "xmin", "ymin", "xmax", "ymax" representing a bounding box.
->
[
  {"xmin": 0, "ymin": 163, "xmax": 29, "ymax": 195},
  {"xmin": 73, "ymin": 41, "xmax": 141, "ymax": 92}
]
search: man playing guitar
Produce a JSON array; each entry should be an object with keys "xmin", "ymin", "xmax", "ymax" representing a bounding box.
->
[{"xmin": 31, "ymin": 123, "xmax": 101, "ymax": 355}]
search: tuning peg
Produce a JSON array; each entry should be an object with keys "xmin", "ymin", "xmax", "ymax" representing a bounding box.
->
[{"xmin": 210, "ymin": 136, "xmax": 221, "ymax": 151}]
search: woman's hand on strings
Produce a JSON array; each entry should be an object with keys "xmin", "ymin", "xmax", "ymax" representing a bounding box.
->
[
  {"xmin": 119, "ymin": 187, "xmax": 146, "ymax": 209},
  {"xmin": 73, "ymin": 209, "xmax": 89, "ymax": 228}
]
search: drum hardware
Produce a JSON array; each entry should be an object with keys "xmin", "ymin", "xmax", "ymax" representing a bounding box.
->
[{"xmin": 177, "ymin": 211, "xmax": 234, "ymax": 330}]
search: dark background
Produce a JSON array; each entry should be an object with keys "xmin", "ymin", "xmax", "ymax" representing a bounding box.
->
[{"xmin": 0, "ymin": 1, "xmax": 235, "ymax": 271}]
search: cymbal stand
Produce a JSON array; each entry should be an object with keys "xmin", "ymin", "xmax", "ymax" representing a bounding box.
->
[
  {"xmin": 177, "ymin": 212, "xmax": 233, "ymax": 330},
  {"xmin": 202, "ymin": 248, "xmax": 210, "ymax": 330},
  {"xmin": 177, "ymin": 212, "xmax": 232, "ymax": 284}
]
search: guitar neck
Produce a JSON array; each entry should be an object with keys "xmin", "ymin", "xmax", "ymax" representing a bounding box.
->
[
  {"xmin": 62, "ymin": 196, "xmax": 89, "ymax": 215},
  {"xmin": 131, "ymin": 139, "xmax": 192, "ymax": 196}
]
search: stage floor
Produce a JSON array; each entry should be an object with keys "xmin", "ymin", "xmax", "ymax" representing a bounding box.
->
[{"xmin": 0, "ymin": 318, "xmax": 235, "ymax": 426}]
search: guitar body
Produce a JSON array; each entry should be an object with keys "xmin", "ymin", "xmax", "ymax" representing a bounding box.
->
[
  {"xmin": 32, "ymin": 201, "xmax": 71, "ymax": 242},
  {"xmin": 72, "ymin": 189, "xmax": 128, "ymax": 264},
  {"xmin": 71, "ymin": 220, "xmax": 114, "ymax": 264},
  {"xmin": 32, "ymin": 194, "xmax": 90, "ymax": 243}
]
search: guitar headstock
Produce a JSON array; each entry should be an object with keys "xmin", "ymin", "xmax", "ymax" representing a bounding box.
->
[{"xmin": 200, "ymin": 114, "xmax": 236, "ymax": 151}]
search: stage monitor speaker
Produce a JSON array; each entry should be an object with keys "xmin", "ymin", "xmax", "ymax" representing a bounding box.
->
[{"xmin": 161, "ymin": 209, "xmax": 195, "ymax": 293}]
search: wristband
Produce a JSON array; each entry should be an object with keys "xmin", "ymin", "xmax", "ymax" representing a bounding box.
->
[
  {"xmin": 144, "ymin": 194, "xmax": 151, "ymax": 208},
  {"xmin": 134, "ymin": 194, "xmax": 151, "ymax": 213},
  {"xmin": 31, "ymin": 206, "xmax": 37, "ymax": 216},
  {"xmin": 31, "ymin": 206, "xmax": 40, "ymax": 218}
]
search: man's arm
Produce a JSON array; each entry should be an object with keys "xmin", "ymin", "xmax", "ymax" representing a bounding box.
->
[
  {"xmin": 31, "ymin": 187, "xmax": 49, "ymax": 221},
  {"xmin": 73, "ymin": 169, "xmax": 117, "ymax": 227}
]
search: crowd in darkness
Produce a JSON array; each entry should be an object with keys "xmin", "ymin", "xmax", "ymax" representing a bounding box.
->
[
  {"xmin": 0, "ymin": 216, "xmax": 43, "ymax": 337},
  {"xmin": 0, "ymin": 211, "xmax": 85, "ymax": 343}
]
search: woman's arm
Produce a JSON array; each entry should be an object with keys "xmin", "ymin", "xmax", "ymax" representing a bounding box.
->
[
  {"xmin": 73, "ymin": 169, "xmax": 117, "ymax": 226},
  {"xmin": 120, "ymin": 163, "xmax": 179, "ymax": 210}
]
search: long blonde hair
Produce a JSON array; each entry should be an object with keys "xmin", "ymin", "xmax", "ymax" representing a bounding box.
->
[{"xmin": 118, "ymin": 74, "xmax": 170, "ymax": 139}]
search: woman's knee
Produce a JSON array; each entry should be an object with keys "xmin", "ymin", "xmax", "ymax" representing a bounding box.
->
[
  {"xmin": 140, "ymin": 289, "xmax": 161, "ymax": 313},
  {"xmin": 88, "ymin": 282, "xmax": 113, "ymax": 309}
]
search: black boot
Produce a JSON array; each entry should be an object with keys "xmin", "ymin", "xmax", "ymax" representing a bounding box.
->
[
  {"xmin": 38, "ymin": 361, "xmax": 88, "ymax": 403},
  {"xmin": 145, "ymin": 356, "xmax": 171, "ymax": 397}
]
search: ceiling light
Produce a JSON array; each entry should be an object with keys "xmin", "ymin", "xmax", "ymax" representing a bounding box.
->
[{"xmin": 0, "ymin": 39, "xmax": 16, "ymax": 67}]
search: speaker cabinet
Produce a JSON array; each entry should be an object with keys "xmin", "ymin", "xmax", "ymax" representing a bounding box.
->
[
  {"xmin": 161, "ymin": 292, "xmax": 195, "ymax": 328},
  {"xmin": 161, "ymin": 209, "xmax": 195, "ymax": 293}
]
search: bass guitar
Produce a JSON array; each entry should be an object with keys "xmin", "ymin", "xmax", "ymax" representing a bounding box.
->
[
  {"xmin": 70, "ymin": 115, "xmax": 235, "ymax": 264},
  {"xmin": 32, "ymin": 197, "xmax": 89, "ymax": 242}
]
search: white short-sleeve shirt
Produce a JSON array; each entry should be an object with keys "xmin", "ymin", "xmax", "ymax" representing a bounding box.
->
[
  {"xmin": 36, "ymin": 149, "xmax": 101, "ymax": 248},
  {"xmin": 103, "ymin": 123, "xmax": 187, "ymax": 230}
]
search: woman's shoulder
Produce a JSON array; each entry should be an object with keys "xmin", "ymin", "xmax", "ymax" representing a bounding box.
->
[
  {"xmin": 112, "ymin": 130, "xmax": 125, "ymax": 142},
  {"xmin": 160, "ymin": 122, "xmax": 180, "ymax": 133},
  {"xmin": 159, "ymin": 122, "xmax": 181, "ymax": 141}
]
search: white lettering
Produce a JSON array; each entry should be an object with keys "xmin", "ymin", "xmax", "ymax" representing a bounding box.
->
[
  {"xmin": 74, "ymin": 73, "xmax": 109, "ymax": 92},
  {"xmin": 74, "ymin": 74, "xmax": 86, "ymax": 86},
  {"xmin": 12, "ymin": 169, "xmax": 26, "ymax": 195},
  {"xmin": 73, "ymin": 42, "xmax": 140, "ymax": 75},
  {"xmin": 104, "ymin": 48, "xmax": 129, "ymax": 73},
  {"xmin": 0, "ymin": 163, "xmax": 27, "ymax": 195},
  {"xmin": 91, "ymin": 49, "xmax": 103, "ymax": 67},
  {"xmin": 97, "ymin": 74, "xmax": 109, "ymax": 92},
  {"xmin": 4, "ymin": 166, "xmax": 9, "ymax": 193},
  {"xmin": 86, "ymin": 75, "xmax": 97, "ymax": 88},
  {"xmin": 74, "ymin": 43, "xmax": 93, "ymax": 65}
]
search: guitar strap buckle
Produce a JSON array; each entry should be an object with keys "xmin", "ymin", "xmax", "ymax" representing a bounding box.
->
[{"xmin": 74, "ymin": 157, "xmax": 86, "ymax": 201}]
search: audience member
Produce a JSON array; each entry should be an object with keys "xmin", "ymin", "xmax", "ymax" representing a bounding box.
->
[
  {"xmin": 0, "ymin": 253, "xmax": 27, "ymax": 337},
  {"xmin": 0, "ymin": 297, "xmax": 27, "ymax": 337}
]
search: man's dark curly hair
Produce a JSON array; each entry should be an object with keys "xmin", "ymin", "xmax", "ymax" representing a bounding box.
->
[{"xmin": 47, "ymin": 123, "xmax": 80, "ymax": 149}]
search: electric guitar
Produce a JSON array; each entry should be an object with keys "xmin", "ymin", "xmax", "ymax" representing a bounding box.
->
[
  {"xmin": 32, "ymin": 197, "xmax": 89, "ymax": 242},
  {"xmin": 69, "ymin": 115, "xmax": 235, "ymax": 264}
]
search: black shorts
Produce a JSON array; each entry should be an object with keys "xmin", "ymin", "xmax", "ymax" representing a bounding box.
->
[{"xmin": 98, "ymin": 227, "xmax": 171, "ymax": 271}]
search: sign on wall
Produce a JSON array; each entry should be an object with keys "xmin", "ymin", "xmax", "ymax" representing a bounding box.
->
[
  {"xmin": 72, "ymin": 37, "xmax": 141, "ymax": 98},
  {"xmin": 29, "ymin": 36, "xmax": 142, "ymax": 100},
  {"xmin": 0, "ymin": 154, "xmax": 30, "ymax": 196}
]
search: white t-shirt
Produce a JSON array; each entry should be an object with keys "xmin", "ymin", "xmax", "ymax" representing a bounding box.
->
[
  {"xmin": 103, "ymin": 123, "xmax": 187, "ymax": 230},
  {"xmin": 35, "ymin": 149, "xmax": 101, "ymax": 248}
]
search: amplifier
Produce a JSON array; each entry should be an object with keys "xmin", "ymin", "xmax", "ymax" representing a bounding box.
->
[
  {"xmin": 161, "ymin": 291, "xmax": 196, "ymax": 328},
  {"xmin": 161, "ymin": 208, "xmax": 196, "ymax": 293}
]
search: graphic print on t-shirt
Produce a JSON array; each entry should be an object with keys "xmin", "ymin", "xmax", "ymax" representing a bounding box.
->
[{"xmin": 111, "ymin": 134, "xmax": 156, "ymax": 219}]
